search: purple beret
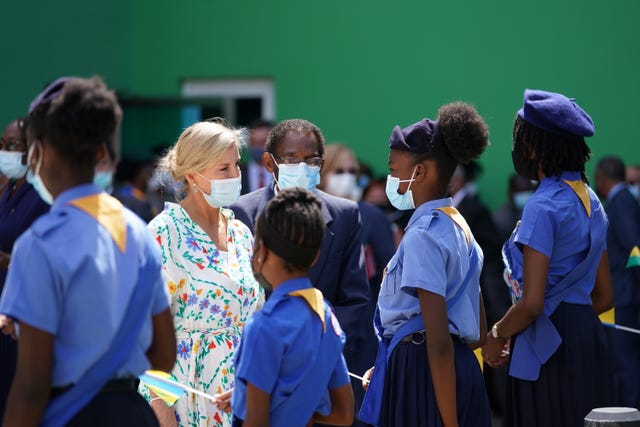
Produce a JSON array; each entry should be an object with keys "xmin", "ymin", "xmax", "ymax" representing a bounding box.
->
[
  {"xmin": 389, "ymin": 118, "xmax": 439, "ymax": 153},
  {"xmin": 28, "ymin": 77, "xmax": 72, "ymax": 114},
  {"xmin": 517, "ymin": 89, "xmax": 595, "ymax": 138}
]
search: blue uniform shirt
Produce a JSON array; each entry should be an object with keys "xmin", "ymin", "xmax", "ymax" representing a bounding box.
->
[
  {"xmin": 232, "ymin": 277, "xmax": 350, "ymax": 426},
  {"xmin": 0, "ymin": 184, "xmax": 168, "ymax": 387},
  {"xmin": 378, "ymin": 198, "xmax": 483, "ymax": 342},
  {"xmin": 504, "ymin": 171, "xmax": 607, "ymax": 305}
]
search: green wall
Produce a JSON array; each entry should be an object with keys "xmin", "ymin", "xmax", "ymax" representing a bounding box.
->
[{"xmin": 3, "ymin": 0, "xmax": 640, "ymax": 208}]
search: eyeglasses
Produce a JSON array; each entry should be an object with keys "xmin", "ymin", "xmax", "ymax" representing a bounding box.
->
[
  {"xmin": 271, "ymin": 154, "xmax": 323, "ymax": 167},
  {"xmin": 0, "ymin": 138, "xmax": 26, "ymax": 152},
  {"xmin": 334, "ymin": 167, "xmax": 358, "ymax": 175}
]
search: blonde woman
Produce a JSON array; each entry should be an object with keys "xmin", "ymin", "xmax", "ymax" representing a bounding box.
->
[{"xmin": 143, "ymin": 120, "xmax": 264, "ymax": 427}]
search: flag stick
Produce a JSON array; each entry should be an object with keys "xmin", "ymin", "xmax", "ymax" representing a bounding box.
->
[
  {"xmin": 142, "ymin": 371, "xmax": 219, "ymax": 401},
  {"xmin": 602, "ymin": 322, "xmax": 640, "ymax": 335},
  {"xmin": 348, "ymin": 371, "xmax": 365, "ymax": 382}
]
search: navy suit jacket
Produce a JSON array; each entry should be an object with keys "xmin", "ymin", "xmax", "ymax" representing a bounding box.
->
[
  {"xmin": 605, "ymin": 187, "xmax": 640, "ymax": 307},
  {"xmin": 231, "ymin": 186, "xmax": 370, "ymax": 363}
]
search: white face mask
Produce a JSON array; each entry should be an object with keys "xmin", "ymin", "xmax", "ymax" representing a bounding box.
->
[
  {"xmin": 195, "ymin": 172, "xmax": 242, "ymax": 208},
  {"xmin": 0, "ymin": 150, "xmax": 28, "ymax": 179},
  {"xmin": 326, "ymin": 173, "xmax": 361, "ymax": 200},
  {"xmin": 385, "ymin": 167, "xmax": 417, "ymax": 211},
  {"xmin": 629, "ymin": 183, "xmax": 640, "ymax": 200},
  {"xmin": 26, "ymin": 142, "xmax": 53, "ymax": 205},
  {"xmin": 272, "ymin": 156, "xmax": 320, "ymax": 192}
]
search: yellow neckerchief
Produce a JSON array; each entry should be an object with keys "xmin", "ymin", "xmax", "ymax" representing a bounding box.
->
[
  {"xmin": 563, "ymin": 179, "xmax": 591, "ymax": 217},
  {"xmin": 437, "ymin": 206, "xmax": 471, "ymax": 245},
  {"xmin": 289, "ymin": 288, "xmax": 326, "ymax": 332},
  {"xmin": 68, "ymin": 193, "xmax": 127, "ymax": 253}
]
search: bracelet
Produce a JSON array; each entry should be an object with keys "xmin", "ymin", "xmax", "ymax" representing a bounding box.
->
[{"xmin": 150, "ymin": 397, "xmax": 163, "ymax": 403}]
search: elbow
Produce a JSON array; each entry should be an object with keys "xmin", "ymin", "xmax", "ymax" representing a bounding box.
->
[
  {"xmin": 427, "ymin": 333, "xmax": 454, "ymax": 358},
  {"xmin": 521, "ymin": 299, "xmax": 544, "ymax": 321}
]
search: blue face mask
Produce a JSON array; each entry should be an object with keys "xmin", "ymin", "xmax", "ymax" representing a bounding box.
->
[
  {"xmin": 385, "ymin": 167, "xmax": 416, "ymax": 211},
  {"xmin": 196, "ymin": 172, "xmax": 242, "ymax": 208},
  {"xmin": 629, "ymin": 184, "xmax": 640, "ymax": 200},
  {"xmin": 94, "ymin": 170, "xmax": 114, "ymax": 191},
  {"xmin": 26, "ymin": 142, "xmax": 53, "ymax": 205},
  {"xmin": 0, "ymin": 150, "xmax": 28, "ymax": 179},
  {"xmin": 512, "ymin": 190, "xmax": 533, "ymax": 211},
  {"xmin": 272, "ymin": 155, "xmax": 320, "ymax": 191}
]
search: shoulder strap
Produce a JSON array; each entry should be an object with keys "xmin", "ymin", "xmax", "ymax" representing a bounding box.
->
[
  {"xmin": 41, "ymin": 220, "xmax": 154, "ymax": 427},
  {"xmin": 510, "ymin": 199, "xmax": 603, "ymax": 380}
]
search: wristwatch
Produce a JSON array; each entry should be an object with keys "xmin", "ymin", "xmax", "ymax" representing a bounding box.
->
[{"xmin": 491, "ymin": 323, "xmax": 500, "ymax": 339}]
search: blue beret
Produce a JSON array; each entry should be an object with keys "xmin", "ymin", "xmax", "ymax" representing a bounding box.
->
[
  {"xmin": 28, "ymin": 77, "xmax": 71, "ymax": 114},
  {"xmin": 389, "ymin": 118, "xmax": 439, "ymax": 153},
  {"xmin": 517, "ymin": 89, "xmax": 595, "ymax": 138}
]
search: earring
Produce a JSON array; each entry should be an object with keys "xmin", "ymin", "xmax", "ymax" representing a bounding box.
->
[
  {"xmin": 257, "ymin": 258, "xmax": 261, "ymax": 262},
  {"xmin": 193, "ymin": 185, "xmax": 198, "ymax": 193}
]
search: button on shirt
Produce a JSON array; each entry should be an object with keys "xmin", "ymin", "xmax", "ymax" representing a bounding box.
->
[
  {"xmin": 232, "ymin": 277, "xmax": 350, "ymax": 425},
  {"xmin": 0, "ymin": 184, "xmax": 168, "ymax": 387},
  {"xmin": 378, "ymin": 198, "xmax": 483, "ymax": 342},
  {"xmin": 512, "ymin": 171, "xmax": 607, "ymax": 305}
]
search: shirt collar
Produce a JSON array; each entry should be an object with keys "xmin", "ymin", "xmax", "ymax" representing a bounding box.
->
[
  {"xmin": 538, "ymin": 171, "xmax": 582, "ymax": 190},
  {"xmin": 261, "ymin": 277, "xmax": 313, "ymax": 315},
  {"xmin": 406, "ymin": 197, "xmax": 452, "ymax": 230},
  {"xmin": 52, "ymin": 183, "xmax": 103, "ymax": 211}
]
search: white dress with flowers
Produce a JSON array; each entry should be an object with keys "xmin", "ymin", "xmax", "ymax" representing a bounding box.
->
[{"xmin": 144, "ymin": 202, "xmax": 264, "ymax": 427}]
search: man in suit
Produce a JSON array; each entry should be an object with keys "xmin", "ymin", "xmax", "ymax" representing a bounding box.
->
[
  {"xmin": 240, "ymin": 119, "xmax": 274, "ymax": 195},
  {"xmin": 596, "ymin": 156, "xmax": 640, "ymax": 409},
  {"xmin": 231, "ymin": 119, "xmax": 369, "ymax": 381}
]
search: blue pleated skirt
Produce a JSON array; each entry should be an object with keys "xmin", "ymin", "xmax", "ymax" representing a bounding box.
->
[
  {"xmin": 507, "ymin": 303, "xmax": 616, "ymax": 427},
  {"xmin": 379, "ymin": 335, "xmax": 491, "ymax": 427}
]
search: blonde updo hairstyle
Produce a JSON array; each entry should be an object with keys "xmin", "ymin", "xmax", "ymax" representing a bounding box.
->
[{"xmin": 159, "ymin": 120, "xmax": 247, "ymax": 198}]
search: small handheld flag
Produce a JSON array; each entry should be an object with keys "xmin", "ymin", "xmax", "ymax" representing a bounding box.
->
[
  {"xmin": 139, "ymin": 370, "xmax": 218, "ymax": 406},
  {"xmin": 626, "ymin": 246, "xmax": 640, "ymax": 268}
]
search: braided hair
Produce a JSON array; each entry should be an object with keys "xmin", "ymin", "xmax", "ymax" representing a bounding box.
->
[
  {"xmin": 255, "ymin": 187, "xmax": 325, "ymax": 272},
  {"xmin": 513, "ymin": 115, "xmax": 591, "ymax": 183}
]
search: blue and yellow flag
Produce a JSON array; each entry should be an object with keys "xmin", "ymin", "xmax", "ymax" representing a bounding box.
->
[
  {"xmin": 626, "ymin": 246, "xmax": 640, "ymax": 268},
  {"xmin": 139, "ymin": 370, "xmax": 184, "ymax": 406}
]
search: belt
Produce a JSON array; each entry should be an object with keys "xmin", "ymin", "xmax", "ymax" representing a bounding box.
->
[
  {"xmin": 399, "ymin": 331, "xmax": 465, "ymax": 345},
  {"xmin": 401, "ymin": 330, "xmax": 425, "ymax": 344},
  {"xmin": 51, "ymin": 377, "xmax": 140, "ymax": 398}
]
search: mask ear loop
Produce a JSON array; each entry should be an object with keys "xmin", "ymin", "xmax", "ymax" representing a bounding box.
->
[{"xmin": 404, "ymin": 166, "xmax": 418, "ymax": 192}]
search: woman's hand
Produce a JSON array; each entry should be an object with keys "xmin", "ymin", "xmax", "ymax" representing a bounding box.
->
[
  {"xmin": 482, "ymin": 334, "xmax": 510, "ymax": 368},
  {"xmin": 362, "ymin": 367, "xmax": 374, "ymax": 391},
  {"xmin": 215, "ymin": 388, "xmax": 233, "ymax": 413}
]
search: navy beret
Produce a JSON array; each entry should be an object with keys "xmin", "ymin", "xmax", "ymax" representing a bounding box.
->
[
  {"xmin": 389, "ymin": 118, "xmax": 439, "ymax": 153},
  {"xmin": 28, "ymin": 77, "xmax": 71, "ymax": 114},
  {"xmin": 517, "ymin": 89, "xmax": 595, "ymax": 138}
]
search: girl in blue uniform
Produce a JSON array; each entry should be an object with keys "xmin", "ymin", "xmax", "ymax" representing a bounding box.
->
[
  {"xmin": 227, "ymin": 187, "xmax": 354, "ymax": 426},
  {"xmin": 0, "ymin": 77, "xmax": 176, "ymax": 427},
  {"xmin": 360, "ymin": 102, "xmax": 492, "ymax": 427},
  {"xmin": 482, "ymin": 89, "xmax": 614, "ymax": 427}
]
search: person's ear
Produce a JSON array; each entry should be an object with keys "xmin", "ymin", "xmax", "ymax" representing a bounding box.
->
[
  {"xmin": 262, "ymin": 152, "xmax": 276, "ymax": 174},
  {"xmin": 413, "ymin": 161, "xmax": 429, "ymax": 183},
  {"xmin": 95, "ymin": 144, "xmax": 106, "ymax": 165}
]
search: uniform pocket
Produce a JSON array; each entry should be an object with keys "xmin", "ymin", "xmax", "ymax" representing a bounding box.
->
[{"xmin": 380, "ymin": 256, "xmax": 401, "ymax": 296}]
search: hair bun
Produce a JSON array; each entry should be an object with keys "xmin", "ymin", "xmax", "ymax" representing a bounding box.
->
[{"xmin": 437, "ymin": 102, "xmax": 489, "ymax": 164}]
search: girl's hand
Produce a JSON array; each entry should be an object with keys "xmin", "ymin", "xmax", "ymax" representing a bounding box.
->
[
  {"xmin": 362, "ymin": 367, "xmax": 374, "ymax": 391},
  {"xmin": 0, "ymin": 315, "xmax": 17, "ymax": 340},
  {"xmin": 482, "ymin": 334, "xmax": 510, "ymax": 368}
]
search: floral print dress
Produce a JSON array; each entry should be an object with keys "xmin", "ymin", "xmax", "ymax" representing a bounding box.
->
[{"xmin": 143, "ymin": 202, "xmax": 264, "ymax": 427}]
